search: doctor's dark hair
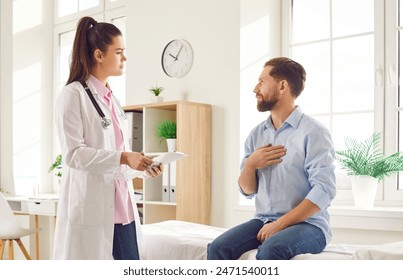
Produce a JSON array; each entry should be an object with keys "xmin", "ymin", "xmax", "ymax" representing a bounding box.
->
[
  {"xmin": 264, "ymin": 57, "xmax": 306, "ymax": 98},
  {"xmin": 66, "ymin": 16, "xmax": 122, "ymax": 85}
]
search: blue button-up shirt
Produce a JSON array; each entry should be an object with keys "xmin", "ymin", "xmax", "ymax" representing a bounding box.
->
[{"xmin": 240, "ymin": 106, "xmax": 336, "ymax": 244}]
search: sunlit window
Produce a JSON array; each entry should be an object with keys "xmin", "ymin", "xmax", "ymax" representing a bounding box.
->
[
  {"xmin": 387, "ymin": 0, "xmax": 403, "ymax": 192},
  {"xmin": 291, "ymin": 0, "xmax": 375, "ymax": 190},
  {"xmin": 238, "ymin": 0, "xmax": 394, "ymax": 206},
  {"xmin": 57, "ymin": 0, "xmax": 99, "ymax": 17},
  {"xmin": 58, "ymin": 30, "xmax": 76, "ymax": 89}
]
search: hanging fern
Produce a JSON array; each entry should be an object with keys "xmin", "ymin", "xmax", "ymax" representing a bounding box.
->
[{"xmin": 336, "ymin": 133, "xmax": 403, "ymax": 181}]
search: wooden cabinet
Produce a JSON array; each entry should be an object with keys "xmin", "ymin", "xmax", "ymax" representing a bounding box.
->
[{"xmin": 123, "ymin": 101, "xmax": 211, "ymax": 225}]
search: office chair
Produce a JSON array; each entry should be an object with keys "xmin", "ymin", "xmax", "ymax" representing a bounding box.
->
[{"xmin": 0, "ymin": 193, "xmax": 36, "ymax": 260}]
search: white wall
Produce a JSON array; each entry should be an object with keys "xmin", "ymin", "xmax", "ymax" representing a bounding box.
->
[
  {"xmin": 0, "ymin": 0, "xmax": 55, "ymax": 260},
  {"xmin": 13, "ymin": 0, "xmax": 54, "ymax": 195},
  {"xmin": 126, "ymin": 0, "xmax": 282, "ymax": 228},
  {"xmin": 126, "ymin": 0, "xmax": 240, "ymax": 227},
  {"xmin": 0, "ymin": 0, "xmax": 14, "ymax": 194}
]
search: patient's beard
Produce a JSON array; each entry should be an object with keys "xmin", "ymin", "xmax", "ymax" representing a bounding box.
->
[{"xmin": 257, "ymin": 92, "xmax": 279, "ymax": 112}]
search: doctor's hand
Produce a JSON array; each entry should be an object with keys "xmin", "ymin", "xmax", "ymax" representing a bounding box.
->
[
  {"xmin": 145, "ymin": 163, "xmax": 164, "ymax": 178},
  {"xmin": 120, "ymin": 152, "xmax": 154, "ymax": 171},
  {"xmin": 246, "ymin": 144, "xmax": 286, "ymax": 170}
]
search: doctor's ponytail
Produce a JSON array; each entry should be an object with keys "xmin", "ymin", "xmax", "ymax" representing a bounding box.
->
[{"xmin": 66, "ymin": 16, "xmax": 122, "ymax": 85}]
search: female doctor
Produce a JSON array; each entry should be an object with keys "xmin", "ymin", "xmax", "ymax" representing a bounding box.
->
[{"xmin": 53, "ymin": 16, "xmax": 163, "ymax": 260}]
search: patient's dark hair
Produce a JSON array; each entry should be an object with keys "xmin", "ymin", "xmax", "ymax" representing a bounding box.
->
[
  {"xmin": 265, "ymin": 57, "xmax": 306, "ymax": 98},
  {"xmin": 66, "ymin": 16, "xmax": 122, "ymax": 85}
]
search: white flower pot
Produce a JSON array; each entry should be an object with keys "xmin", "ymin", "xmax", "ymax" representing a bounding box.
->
[
  {"xmin": 166, "ymin": 138, "xmax": 176, "ymax": 152},
  {"xmin": 151, "ymin": 96, "xmax": 164, "ymax": 103},
  {"xmin": 351, "ymin": 175, "xmax": 378, "ymax": 208}
]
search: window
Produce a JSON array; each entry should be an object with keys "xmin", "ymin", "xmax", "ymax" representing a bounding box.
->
[
  {"xmin": 289, "ymin": 0, "xmax": 376, "ymax": 194},
  {"xmin": 384, "ymin": 0, "xmax": 403, "ymax": 200},
  {"xmin": 287, "ymin": 0, "xmax": 403, "ymax": 205},
  {"xmin": 54, "ymin": 5, "xmax": 127, "ymax": 104},
  {"xmin": 57, "ymin": 0, "xmax": 100, "ymax": 18},
  {"xmin": 57, "ymin": 29, "xmax": 75, "ymax": 95},
  {"xmin": 238, "ymin": 0, "xmax": 403, "ymax": 207}
]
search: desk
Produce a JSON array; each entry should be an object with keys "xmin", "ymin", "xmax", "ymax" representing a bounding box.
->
[{"xmin": 6, "ymin": 194, "xmax": 58, "ymax": 260}]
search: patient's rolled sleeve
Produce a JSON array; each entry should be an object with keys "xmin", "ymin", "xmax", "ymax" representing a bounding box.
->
[
  {"xmin": 306, "ymin": 185, "xmax": 333, "ymax": 210},
  {"xmin": 238, "ymin": 184, "xmax": 256, "ymax": 198},
  {"xmin": 304, "ymin": 128, "xmax": 336, "ymax": 210},
  {"xmin": 238, "ymin": 136, "xmax": 258, "ymax": 199}
]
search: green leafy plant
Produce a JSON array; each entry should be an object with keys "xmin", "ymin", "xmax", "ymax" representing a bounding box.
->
[
  {"xmin": 157, "ymin": 120, "xmax": 177, "ymax": 139},
  {"xmin": 0, "ymin": 186, "xmax": 8, "ymax": 194},
  {"xmin": 148, "ymin": 85, "xmax": 164, "ymax": 97},
  {"xmin": 336, "ymin": 132, "xmax": 403, "ymax": 181},
  {"xmin": 48, "ymin": 154, "xmax": 62, "ymax": 178}
]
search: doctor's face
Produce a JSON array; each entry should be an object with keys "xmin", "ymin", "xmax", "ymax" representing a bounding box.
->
[{"xmin": 99, "ymin": 35, "xmax": 127, "ymax": 77}]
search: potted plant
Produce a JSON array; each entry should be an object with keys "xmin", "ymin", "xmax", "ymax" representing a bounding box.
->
[
  {"xmin": 148, "ymin": 84, "xmax": 164, "ymax": 103},
  {"xmin": 49, "ymin": 154, "xmax": 62, "ymax": 178},
  {"xmin": 336, "ymin": 132, "xmax": 403, "ymax": 208},
  {"xmin": 0, "ymin": 186, "xmax": 8, "ymax": 194},
  {"xmin": 157, "ymin": 119, "xmax": 177, "ymax": 152}
]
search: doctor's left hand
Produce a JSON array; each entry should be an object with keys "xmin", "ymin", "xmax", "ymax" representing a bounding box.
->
[
  {"xmin": 120, "ymin": 152, "xmax": 164, "ymax": 178},
  {"xmin": 120, "ymin": 152, "xmax": 154, "ymax": 171},
  {"xmin": 145, "ymin": 163, "xmax": 164, "ymax": 178}
]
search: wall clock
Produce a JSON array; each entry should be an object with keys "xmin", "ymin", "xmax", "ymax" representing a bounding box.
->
[{"xmin": 161, "ymin": 39, "xmax": 193, "ymax": 78}]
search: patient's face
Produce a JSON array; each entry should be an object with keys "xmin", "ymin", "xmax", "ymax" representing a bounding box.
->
[{"xmin": 254, "ymin": 66, "xmax": 280, "ymax": 112}]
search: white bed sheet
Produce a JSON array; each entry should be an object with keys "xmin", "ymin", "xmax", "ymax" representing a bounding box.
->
[{"xmin": 141, "ymin": 220, "xmax": 377, "ymax": 260}]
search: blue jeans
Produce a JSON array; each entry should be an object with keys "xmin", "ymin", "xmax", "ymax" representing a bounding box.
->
[
  {"xmin": 113, "ymin": 220, "xmax": 140, "ymax": 260},
  {"xmin": 207, "ymin": 219, "xmax": 326, "ymax": 260}
]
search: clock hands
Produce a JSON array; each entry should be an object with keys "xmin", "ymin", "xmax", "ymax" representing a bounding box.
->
[
  {"xmin": 162, "ymin": 39, "xmax": 193, "ymax": 78},
  {"xmin": 169, "ymin": 53, "xmax": 177, "ymax": 60},
  {"xmin": 168, "ymin": 44, "xmax": 183, "ymax": 62},
  {"xmin": 174, "ymin": 44, "xmax": 183, "ymax": 60}
]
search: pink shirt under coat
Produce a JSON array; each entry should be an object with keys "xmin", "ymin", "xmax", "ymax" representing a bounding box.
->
[{"xmin": 89, "ymin": 75, "xmax": 135, "ymax": 225}]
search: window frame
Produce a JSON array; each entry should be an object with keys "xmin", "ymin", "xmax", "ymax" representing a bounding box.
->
[
  {"xmin": 282, "ymin": 0, "xmax": 403, "ymax": 206},
  {"xmin": 384, "ymin": 0, "xmax": 403, "ymax": 202},
  {"xmin": 54, "ymin": 0, "xmax": 104, "ymax": 25}
]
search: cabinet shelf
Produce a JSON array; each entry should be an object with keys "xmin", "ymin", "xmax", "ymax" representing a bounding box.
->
[
  {"xmin": 124, "ymin": 100, "xmax": 211, "ymax": 225},
  {"xmin": 143, "ymin": 201, "xmax": 176, "ymax": 206}
]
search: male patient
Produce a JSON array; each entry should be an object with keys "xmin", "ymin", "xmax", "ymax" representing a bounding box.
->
[{"xmin": 207, "ymin": 57, "xmax": 336, "ymax": 260}]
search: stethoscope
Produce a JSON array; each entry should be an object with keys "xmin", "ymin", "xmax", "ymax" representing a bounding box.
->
[{"xmin": 80, "ymin": 81, "xmax": 127, "ymax": 129}]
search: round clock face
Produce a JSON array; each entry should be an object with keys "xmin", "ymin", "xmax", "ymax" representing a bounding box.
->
[{"xmin": 161, "ymin": 39, "xmax": 193, "ymax": 78}]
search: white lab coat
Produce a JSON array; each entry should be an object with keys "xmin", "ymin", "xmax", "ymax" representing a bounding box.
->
[{"xmin": 53, "ymin": 80, "xmax": 143, "ymax": 260}]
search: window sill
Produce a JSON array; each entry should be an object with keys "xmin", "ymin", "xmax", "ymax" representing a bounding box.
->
[{"xmin": 329, "ymin": 205, "xmax": 403, "ymax": 232}]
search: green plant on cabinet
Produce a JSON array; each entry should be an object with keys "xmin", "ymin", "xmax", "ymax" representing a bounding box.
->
[
  {"xmin": 148, "ymin": 85, "xmax": 164, "ymax": 97},
  {"xmin": 157, "ymin": 119, "xmax": 177, "ymax": 139}
]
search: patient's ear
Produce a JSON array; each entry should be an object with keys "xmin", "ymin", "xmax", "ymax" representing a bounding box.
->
[{"xmin": 279, "ymin": 80, "xmax": 287, "ymax": 92}]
